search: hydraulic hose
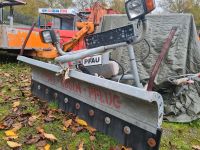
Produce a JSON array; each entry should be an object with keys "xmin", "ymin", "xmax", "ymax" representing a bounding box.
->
[{"xmin": 133, "ymin": 18, "xmax": 147, "ymax": 44}]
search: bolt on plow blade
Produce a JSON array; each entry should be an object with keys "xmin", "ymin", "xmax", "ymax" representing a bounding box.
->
[{"xmin": 18, "ymin": 56, "xmax": 164, "ymax": 150}]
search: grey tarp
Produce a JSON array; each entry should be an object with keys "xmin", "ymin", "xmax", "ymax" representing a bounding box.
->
[{"xmin": 99, "ymin": 14, "xmax": 200, "ymax": 122}]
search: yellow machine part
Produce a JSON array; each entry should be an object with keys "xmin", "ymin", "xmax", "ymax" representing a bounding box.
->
[
  {"xmin": 63, "ymin": 22, "xmax": 95, "ymax": 52},
  {"xmin": 23, "ymin": 48, "xmax": 58, "ymax": 59}
]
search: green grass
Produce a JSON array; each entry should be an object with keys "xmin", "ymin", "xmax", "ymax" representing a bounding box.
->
[
  {"xmin": 0, "ymin": 60, "xmax": 200, "ymax": 149},
  {"xmin": 160, "ymin": 121, "xmax": 200, "ymax": 150},
  {"xmin": 48, "ymin": 101, "xmax": 59, "ymax": 110}
]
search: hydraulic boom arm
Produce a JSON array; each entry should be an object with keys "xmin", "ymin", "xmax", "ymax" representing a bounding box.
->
[
  {"xmin": 62, "ymin": 2, "xmax": 118, "ymax": 52},
  {"xmin": 62, "ymin": 22, "xmax": 94, "ymax": 52}
]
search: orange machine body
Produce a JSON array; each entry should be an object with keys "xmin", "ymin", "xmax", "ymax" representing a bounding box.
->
[
  {"xmin": 0, "ymin": 25, "xmax": 57, "ymax": 58},
  {"xmin": 1, "ymin": 2, "xmax": 119, "ymax": 59}
]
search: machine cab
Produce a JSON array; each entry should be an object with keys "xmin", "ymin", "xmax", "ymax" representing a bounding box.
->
[
  {"xmin": 38, "ymin": 8, "xmax": 78, "ymax": 30},
  {"xmin": 38, "ymin": 8, "xmax": 85, "ymax": 49}
]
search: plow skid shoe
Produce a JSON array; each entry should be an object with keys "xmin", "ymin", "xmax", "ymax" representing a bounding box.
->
[{"xmin": 18, "ymin": 56, "xmax": 164, "ymax": 150}]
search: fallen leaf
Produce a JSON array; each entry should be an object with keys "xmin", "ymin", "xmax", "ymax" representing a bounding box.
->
[
  {"xmin": 4, "ymin": 73, "xmax": 10, "ymax": 77},
  {"xmin": 56, "ymin": 148, "xmax": 62, "ymax": 150},
  {"xmin": 36, "ymin": 127, "xmax": 45, "ymax": 134},
  {"xmin": 0, "ymin": 94, "xmax": 3, "ymax": 98},
  {"xmin": 11, "ymin": 96, "xmax": 21, "ymax": 101},
  {"xmin": 193, "ymin": 145, "xmax": 200, "ymax": 150},
  {"xmin": 91, "ymin": 145, "xmax": 95, "ymax": 150},
  {"xmin": 12, "ymin": 122, "xmax": 22, "ymax": 132},
  {"xmin": 7, "ymin": 141, "xmax": 22, "ymax": 148},
  {"xmin": 44, "ymin": 116, "xmax": 55, "ymax": 122},
  {"xmin": 3, "ymin": 96, "xmax": 10, "ymax": 101},
  {"xmin": 75, "ymin": 118, "xmax": 87, "ymax": 126},
  {"xmin": 13, "ymin": 107, "xmax": 19, "ymax": 112},
  {"xmin": 5, "ymin": 130, "xmax": 17, "ymax": 137},
  {"xmin": 89, "ymin": 136, "xmax": 96, "ymax": 141},
  {"xmin": 3, "ymin": 135, "xmax": 18, "ymax": 140},
  {"xmin": 22, "ymin": 79, "xmax": 29, "ymax": 83},
  {"xmin": 0, "ymin": 124, "xmax": 6, "ymax": 130},
  {"xmin": 36, "ymin": 140, "xmax": 47, "ymax": 147},
  {"xmin": 10, "ymin": 87, "xmax": 19, "ymax": 92},
  {"xmin": 71, "ymin": 126, "xmax": 84, "ymax": 133},
  {"xmin": 72, "ymin": 132, "xmax": 76, "ymax": 137},
  {"xmin": 121, "ymin": 146, "xmax": 132, "ymax": 150},
  {"xmin": 43, "ymin": 133, "xmax": 57, "ymax": 142},
  {"xmin": 12, "ymin": 101, "xmax": 20, "ymax": 108},
  {"xmin": 3, "ymin": 117, "xmax": 14, "ymax": 129},
  {"xmin": 28, "ymin": 116, "xmax": 37, "ymax": 126},
  {"xmin": 20, "ymin": 113, "xmax": 32, "ymax": 118},
  {"xmin": 62, "ymin": 126, "xmax": 67, "ymax": 131},
  {"xmin": 44, "ymin": 144, "xmax": 51, "ymax": 150},
  {"xmin": 109, "ymin": 146, "xmax": 121, "ymax": 150},
  {"xmin": 78, "ymin": 141, "xmax": 84, "ymax": 150},
  {"xmin": 25, "ymin": 135, "xmax": 41, "ymax": 145},
  {"xmin": 63, "ymin": 119, "xmax": 72, "ymax": 128},
  {"xmin": 85, "ymin": 126, "xmax": 96, "ymax": 134}
]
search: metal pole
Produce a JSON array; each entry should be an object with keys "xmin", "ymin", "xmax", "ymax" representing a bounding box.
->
[
  {"xmin": 55, "ymin": 42, "xmax": 127, "ymax": 63},
  {"xmin": 147, "ymin": 27, "xmax": 177, "ymax": 91},
  {"xmin": 0, "ymin": 8, "xmax": 3, "ymax": 24},
  {"xmin": 9, "ymin": 6, "xmax": 14, "ymax": 27},
  {"xmin": 19, "ymin": 23, "xmax": 36, "ymax": 55},
  {"xmin": 128, "ymin": 44, "xmax": 142, "ymax": 88}
]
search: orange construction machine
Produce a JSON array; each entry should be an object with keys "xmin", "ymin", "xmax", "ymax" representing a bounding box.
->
[
  {"xmin": 0, "ymin": 1, "xmax": 119, "ymax": 59},
  {"xmin": 0, "ymin": 0, "xmax": 55, "ymax": 57},
  {"xmin": 38, "ymin": 2, "xmax": 119, "ymax": 58}
]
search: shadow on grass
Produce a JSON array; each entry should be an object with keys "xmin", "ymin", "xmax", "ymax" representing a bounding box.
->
[{"xmin": 0, "ymin": 51, "xmax": 18, "ymax": 63}]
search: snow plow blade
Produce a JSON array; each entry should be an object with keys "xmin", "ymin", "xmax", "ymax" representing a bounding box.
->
[{"xmin": 18, "ymin": 56, "xmax": 163, "ymax": 150}]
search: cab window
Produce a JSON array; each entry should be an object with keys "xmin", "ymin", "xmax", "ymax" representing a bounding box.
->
[
  {"xmin": 52, "ymin": 17, "xmax": 60, "ymax": 29},
  {"xmin": 61, "ymin": 18, "xmax": 74, "ymax": 30}
]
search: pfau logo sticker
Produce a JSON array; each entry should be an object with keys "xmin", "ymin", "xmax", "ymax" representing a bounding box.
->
[{"xmin": 83, "ymin": 55, "xmax": 102, "ymax": 66}]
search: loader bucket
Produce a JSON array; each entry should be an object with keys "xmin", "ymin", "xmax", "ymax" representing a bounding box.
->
[{"xmin": 18, "ymin": 56, "xmax": 164, "ymax": 150}]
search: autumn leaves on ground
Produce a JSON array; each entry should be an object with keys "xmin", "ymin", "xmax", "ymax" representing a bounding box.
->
[
  {"xmin": 0, "ymin": 57, "xmax": 118, "ymax": 149},
  {"xmin": 0, "ymin": 54, "xmax": 200, "ymax": 150}
]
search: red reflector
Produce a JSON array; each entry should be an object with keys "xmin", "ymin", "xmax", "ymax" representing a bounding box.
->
[
  {"xmin": 198, "ymin": 73, "xmax": 200, "ymax": 78},
  {"xmin": 146, "ymin": 0, "xmax": 155, "ymax": 12}
]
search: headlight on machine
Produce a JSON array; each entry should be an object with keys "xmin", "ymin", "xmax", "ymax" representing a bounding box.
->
[
  {"xmin": 40, "ymin": 30, "xmax": 58, "ymax": 44},
  {"xmin": 42, "ymin": 30, "xmax": 52, "ymax": 43},
  {"xmin": 125, "ymin": 0, "xmax": 155, "ymax": 20}
]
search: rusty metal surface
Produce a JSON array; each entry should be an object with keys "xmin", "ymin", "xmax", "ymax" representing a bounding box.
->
[
  {"xmin": 147, "ymin": 27, "xmax": 178, "ymax": 91},
  {"xmin": 20, "ymin": 23, "xmax": 36, "ymax": 55}
]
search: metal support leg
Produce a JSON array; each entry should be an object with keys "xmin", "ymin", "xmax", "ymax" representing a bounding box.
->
[{"xmin": 128, "ymin": 44, "xmax": 142, "ymax": 88}]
